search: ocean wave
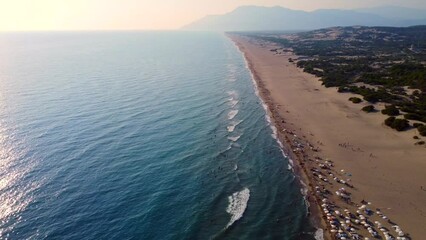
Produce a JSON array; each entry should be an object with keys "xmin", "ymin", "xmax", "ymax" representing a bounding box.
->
[
  {"xmin": 227, "ymin": 135, "xmax": 241, "ymax": 142},
  {"xmin": 299, "ymin": 179, "xmax": 310, "ymax": 217},
  {"xmin": 238, "ymin": 42, "xmax": 291, "ymax": 167},
  {"xmin": 270, "ymin": 125, "xmax": 278, "ymax": 140},
  {"xmin": 227, "ymin": 110, "xmax": 239, "ymax": 120},
  {"xmin": 226, "ymin": 188, "xmax": 250, "ymax": 228},
  {"xmin": 227, "ymin": 120, "xmax": 242, "ymax": 132},
  {"xmin": 314, "ymin": 228, "xmax": 324, "ymax": 240},
  {"xmin": 229, "ymin": 99, "xmax": 239, "ymax": 108},
  {"xmin": 232, "ymin": 142, "xmax": 241, "ymax": 148},
  {"xmin": 227, "ymin": 63, "xmax": 237, "ymax": 82},
  {"xmin": 235, "ymin": 43, "xmax": 313, "ymax": 223},
  {"xmin": 227, "ymin": 90, "xmax": 237, "ymax": 97}
]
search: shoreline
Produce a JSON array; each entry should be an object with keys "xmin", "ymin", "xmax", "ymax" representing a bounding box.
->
[
  {"xmin": 229, "ymin": 35, "xmax": 330, "ymax": 239},
  {"xmin": 228, "ymin": 33, "xmax": 426, "ymax": 240}
]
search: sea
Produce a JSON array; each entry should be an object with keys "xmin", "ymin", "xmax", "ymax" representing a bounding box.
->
[{"xmin": 0, "ymin": 31, "xmax": 317, "ymax": 239}]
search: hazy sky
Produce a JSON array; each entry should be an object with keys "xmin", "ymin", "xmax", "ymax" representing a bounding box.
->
[{"xmin": 0, "ymin": 0, "xmax": 425, "ymax": 31}]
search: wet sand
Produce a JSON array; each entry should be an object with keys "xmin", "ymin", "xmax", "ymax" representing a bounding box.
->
[{"xmin": 229, "ymin": 34, "xmax": 426, "ymax": 239}]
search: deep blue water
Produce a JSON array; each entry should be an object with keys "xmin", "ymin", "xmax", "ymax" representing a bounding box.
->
[{"xmin": 0, "ymin": 31, "xmax": 315, "ymax": 239}]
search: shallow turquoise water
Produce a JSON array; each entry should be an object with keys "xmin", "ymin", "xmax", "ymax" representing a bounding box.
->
[{"xmin": 0, "ymin": 31, "xmax": 315, "ymax": 239}]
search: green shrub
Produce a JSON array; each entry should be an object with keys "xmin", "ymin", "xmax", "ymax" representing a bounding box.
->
[
  {"xmin": 362, "ymin": 105, "xmax": 375, "ymax": 112},
  {"xmin": 338, "ymin": 86, "xmax": 348, "ymax": 93},
  {"xmin": 413, "ymin": 123, "xmax": 424, "ymax": 128},
  {"xmin": 415, "ymin": 141, "xmax": 425, "ymax": 145},
  {"xmin": 381, "ymin": 105, "xmax": 400, "ymax": 116},
  {"xmin": 384, "ymin": 117, "xmax": 409, "ymax": 131},
  {"xmin": 404, "ymin": 113, "xmax": 421, "ymax": 121},
  {"xmin": 418, "ymin": 125, "xmax": 426, "ymax": 136},
  {"xmin": 363, "ymin": 94, "xmax": 379, "ymax": 103},
  {"xmin": 349, "ymin": 97, "xmax": 362, "ymax": 103},
  {"xmin": 392, "ymin": 119, "xmax": 410, "ymax": 131},
  {"xmin": 384, "ymin": 116, "xmax": 396, "ymax": 127}
]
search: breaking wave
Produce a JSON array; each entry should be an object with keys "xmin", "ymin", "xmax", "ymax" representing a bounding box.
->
[
  {"xmin": 227, "ymin": 120, "xmax": 242, "ymax": 132},
  {"xmin": 228, "ymin": 110, "xmax": 239, "ymax": 120},
  {"xmin": 226, "ymin": 188, "xmax": 250, "ymax": 228},
  {"xmin": 227, "ymin": 135, "xmax": 241, "ymax": 142}
]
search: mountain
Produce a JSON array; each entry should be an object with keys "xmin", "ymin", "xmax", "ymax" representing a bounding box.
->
[
  {"xmin": 356, "ymin": 5, "xmax": 426, "ymax": 20},
  {"xmin": 181, "ymin": 6, "xmax": 426, "ymax": 31}
]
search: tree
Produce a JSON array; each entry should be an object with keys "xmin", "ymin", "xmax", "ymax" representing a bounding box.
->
[
  {"xmin": 349, "ymin": 97, "xmax": 362, "ymax": 103},
  {"xmin": 381, "ymin": 105, "xmax": 400, "ymax": 116},
  {"xmin": 362, "ymin": 105, "xmax": 375, "ymax": 112},
  {"xmin": 418, "ymin": 125, "xmax": 426, "ymax": 136}
]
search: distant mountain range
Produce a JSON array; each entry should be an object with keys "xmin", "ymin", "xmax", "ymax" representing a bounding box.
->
[{"xmin": 181, "ymin": 5, "xmax": 426, "ymax": 31}]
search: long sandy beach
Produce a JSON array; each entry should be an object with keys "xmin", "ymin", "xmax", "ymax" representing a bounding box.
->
[{"xmin": 229, "ymin": 34, "xmax": 426, "ymax": 239}]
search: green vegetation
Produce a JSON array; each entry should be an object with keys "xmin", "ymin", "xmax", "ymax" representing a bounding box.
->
[
  {"xmin": 384, "ymin": 116, "xmax": 396, "ymax": 126},
  {"xmin": 349, "ymin": 97, "xmax": 362, "ymax": 103},
  {"xmin": 384, "ymin": 117, "xmax": 410, "ymax": 131},
  {"xmin": 362, "ymin": 105, "xmax": 375, "ymax": 113},
  {"xmin": 418, "ymin": 125, "xmax": 426, "ymax": 136},
  {"xmin": 244, "ymin": 26, "xmax": 426, "ymax": 131},
  {"xmin": 404, "ymin": 113, "xmax": 422, "ymax": 120},
  {"xmin": 381, "ymin": 105, "xmax": 400, "ymax": 116}
]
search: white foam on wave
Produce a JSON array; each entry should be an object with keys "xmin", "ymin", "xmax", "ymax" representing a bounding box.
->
[
  {"xmin": 227, "ymin": 125, "xmax": 236, "ymax": 133},
  {"xmin": 299, "ymin": 179, "xmax": 310, "ymax": 216},
  {"xmin": 226, "ymin": 188, "xmax": 250, "ymax": 228},
  {"xmin": 314, "ymin": 228, "xmax": 324, "ymax": 240},
  {"xmin": 231, "ymin": 40, "xmax": 299, "ymax": 172},
  {"xmin": 228, "ymin": 110, "xmax": 239, "ymax": 120},
  {"xmin": 227, "ymin": 120, "xmax": 242, "ymax": 133},
  {"xmin": 300, "ymin": 182, "xmax": 308, "ymax": 196},
  {"xmin": 227, "ymin": 135, "xmax": 241, "ymax": 142},
  {"xmin": 270, "ymin": 125, "xmax": 278, "ymax": 140},
  {"xmin": 232, "ymin": 39, "xmax": 312, "ymax": 216},
  {"xmin": 227, "ymin": 90, "xmax": 237, "ymax": 97},
  {"xmin": 229, "ymin": 99, "xmax": 239, "ymax": 107}
]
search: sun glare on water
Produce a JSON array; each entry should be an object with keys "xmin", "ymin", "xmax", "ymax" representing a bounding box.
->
[{"xmin": 0, "ymin": 122, "xmax": 39, "ymax": 238}]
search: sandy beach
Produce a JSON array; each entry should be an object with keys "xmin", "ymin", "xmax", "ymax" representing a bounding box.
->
[{"xmin": 228, "ymin": 34, "xmax": 426, "ymax": 239}]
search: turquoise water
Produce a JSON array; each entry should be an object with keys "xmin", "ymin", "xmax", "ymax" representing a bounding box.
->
[{"xmin": 0, "ymin": 32, "xmax": 315, "ymax": 239}]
